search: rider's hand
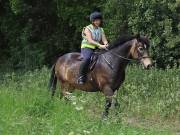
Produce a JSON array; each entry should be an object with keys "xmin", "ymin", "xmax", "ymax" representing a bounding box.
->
[
  {"xmin": 99, "ymin": 44, "xmax": 108, "ymax": 49},
  {"xmin": 105, "ymin": 43, "xmax": 109, "ymax": 47}
]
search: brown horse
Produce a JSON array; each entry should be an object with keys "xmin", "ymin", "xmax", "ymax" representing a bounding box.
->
[{"xmin": 48, "ymin": 34, "xmax": 152, "ymax": 117}]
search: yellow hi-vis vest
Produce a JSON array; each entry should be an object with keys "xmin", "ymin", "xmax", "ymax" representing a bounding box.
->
[{"xmin": 81, "ymin": 24, "xmax": 104, "ymax": 49}]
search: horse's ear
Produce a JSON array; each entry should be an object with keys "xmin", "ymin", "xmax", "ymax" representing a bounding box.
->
[
  {"xmin": 144, "ymin": 34, "xmax": 150, "ymax": 46},
  {"xmin": 144, "ymin": 34, "xmax": 149, "ymax": 40},
  {"xmin": 135, "ymin": 33, "xmax": 140, "ymax": 40}
]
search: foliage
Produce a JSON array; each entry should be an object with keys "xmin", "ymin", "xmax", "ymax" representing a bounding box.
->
[
  {"xmin": 103, "ymin": 0, "xmax": 180, "ymax": 68},
  {"xmin": 0, "ymin": 66, "xmax": 179, "ymax": 134},
  {"xmin": 0, "ymin": 0, "xmax": 179, "ymax": 69}
]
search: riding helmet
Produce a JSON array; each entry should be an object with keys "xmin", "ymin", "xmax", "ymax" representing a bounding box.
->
[{"xmin": 90, "ymin": 11, "xmax": 102, "ymax": 22}]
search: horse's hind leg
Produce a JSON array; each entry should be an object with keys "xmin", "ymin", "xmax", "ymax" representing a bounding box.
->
[
  {"xmin": 58, "ymin": 81, "xmax": 65, "ymax": 99},
  {"xmin": 59, "ymin": 82, "xmax": 74, "ymax": 100}
]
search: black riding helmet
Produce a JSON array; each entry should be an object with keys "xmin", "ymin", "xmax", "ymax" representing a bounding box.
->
[{"xmin": 90, "ymin": 11, "xmax": 102, "ymax": 22}]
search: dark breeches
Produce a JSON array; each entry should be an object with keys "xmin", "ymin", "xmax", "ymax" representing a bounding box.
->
[
  {"xmin": 79, "ymin": 48, "xmax": 94, "ymax": 76},
  {"xmin": 81, "ymin": 48, "xmax": 94, "ymax": 60}
]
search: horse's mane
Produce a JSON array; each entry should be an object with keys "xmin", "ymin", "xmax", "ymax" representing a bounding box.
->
[
  {"xmin": 108, "ymin": 34, "xmax": 150, "ymax": 50},
  {"xmin": 108, "ymin": 35, "xmax": 135, "ymax": 50}
]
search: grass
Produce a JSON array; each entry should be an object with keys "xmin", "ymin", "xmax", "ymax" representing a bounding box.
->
[{"xmin": 0, "ymin": 66, "xmax": 179, "ymax": 135}]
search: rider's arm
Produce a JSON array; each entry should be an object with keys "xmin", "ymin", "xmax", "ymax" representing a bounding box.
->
[
  {"xmin": 102, "ymin": 32, "xmax": 108, "ymax": 45},
  {"xmin": 84, "ymin": 28, "xmax": 101, "ymax": 47}
]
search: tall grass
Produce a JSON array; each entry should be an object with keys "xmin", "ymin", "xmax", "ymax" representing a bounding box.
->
[{"xmin": 0, "ymin": 66, "xmax": 179, "ymax": 135}]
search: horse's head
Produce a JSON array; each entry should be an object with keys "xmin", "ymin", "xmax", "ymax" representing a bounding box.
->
[{"xmin": 130, "ymin": 34, "xmax": 152, "ymax": 69}]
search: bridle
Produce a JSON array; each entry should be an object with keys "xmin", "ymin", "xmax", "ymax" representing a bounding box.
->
[{"xmin": 102, "ymin": 43, "xmax": 151, "ymax": 70}]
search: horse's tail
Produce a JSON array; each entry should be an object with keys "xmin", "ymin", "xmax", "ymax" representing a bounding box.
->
[{"xmin": 48, "ymin": 64, "xmax": 57, "ymax": 97}]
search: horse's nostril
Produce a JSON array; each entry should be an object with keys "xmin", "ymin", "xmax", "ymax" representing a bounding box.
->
[{"xmin": 146, "ymin": 64, "xmax": 152, "ymax": 69}]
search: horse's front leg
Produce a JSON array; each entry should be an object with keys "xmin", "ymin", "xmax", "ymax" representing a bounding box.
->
[
  {"xmin": 102, "ymin": 86, "xmax": 114, "ymax": 118},
  {"xmin": 112, "ymin": 90, "xmax": 120, "ymax": 109}
]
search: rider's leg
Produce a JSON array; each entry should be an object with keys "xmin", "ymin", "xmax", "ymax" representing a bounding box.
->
[
  {"xmin": 78, "ymin": 48, "xmax": 94, "ymax": 84},
  {"xmin": 78, "ymin": 59, "xmax": 90, "ymax": 80}
]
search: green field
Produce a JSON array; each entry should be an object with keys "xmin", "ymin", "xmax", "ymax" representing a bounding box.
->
[{"xmin": 0, "ymin": 66, "xmax": 179, "ymax": 135}]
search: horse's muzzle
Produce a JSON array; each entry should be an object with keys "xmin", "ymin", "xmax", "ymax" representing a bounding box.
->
[{"xmin": 141, "ymin": 58, "xmax": 152, "ymax": 69}]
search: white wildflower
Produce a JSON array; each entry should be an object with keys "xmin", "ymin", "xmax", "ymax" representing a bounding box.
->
[
  {"xmin": 83, "ymin": 130, "xmax": 90, "ymax": 134},
  {"xmin": 68, "ymin": 131, "xmax": 74, "ymax": 135},
  {"xmin": 75, "ymin": 106, "xmax": 83, "ymax": 111},
  {"xmin": 72, "ymin": 102, "xmax": 76, "ymax": 105}
]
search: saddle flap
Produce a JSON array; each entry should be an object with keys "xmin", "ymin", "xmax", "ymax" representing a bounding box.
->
[
  {"xmin": 77, "ymin": 52, "xmax": 99, "ymax": 70},
  {"xmin": 89, "ymin": 54, "xmax": 98, "ymax": 71}
]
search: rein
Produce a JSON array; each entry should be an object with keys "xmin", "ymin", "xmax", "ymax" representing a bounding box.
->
[
  {"xmin": 104, "ymin": 48, "xmax": 151, "ymax": 61},
  {"xmin": 103, "ymin": 48, "xmax": 136, "ymax": 61},
  {"xmin": 102, "ymin": 48, "xmax": 151, "ymax": 70}
]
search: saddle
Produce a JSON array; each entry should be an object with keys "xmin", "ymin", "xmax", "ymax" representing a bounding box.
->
[
  {"xmin": 78, "ymin": 52, "xmax": 99, "ymax": 71},
  {"xmin": 89, "ymin": 53, "xmax": 99, "ymax": 70}
]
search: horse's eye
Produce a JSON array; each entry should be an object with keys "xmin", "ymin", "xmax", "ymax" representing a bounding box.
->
[{"xmin": 138, "ymin": 47, "xmax": 144, "ymax": 53}]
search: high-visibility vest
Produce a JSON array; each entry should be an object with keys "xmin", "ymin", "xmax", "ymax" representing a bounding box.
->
[{"xmin": 81, "ymin": 24, "xmax": 104, "ymax": 49}]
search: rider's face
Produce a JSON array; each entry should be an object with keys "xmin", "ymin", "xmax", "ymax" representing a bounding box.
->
[{"xmin": 92, "ymin": 19, "xmax": 101, "ymax": 27}]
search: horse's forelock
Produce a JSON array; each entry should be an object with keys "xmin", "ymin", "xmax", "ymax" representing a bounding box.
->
[{"xmin": 139, "ymin": 36, "xmax": 150, "ymax": 48}]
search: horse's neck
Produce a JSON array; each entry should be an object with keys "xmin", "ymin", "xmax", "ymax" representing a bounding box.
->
[
  {"xmin": 111, "ymin": 41, "xmax": 132, "ymax": 57},
  {"xmin": 104, "ymin": 41, "xmax": 132, "ymax": 70}
]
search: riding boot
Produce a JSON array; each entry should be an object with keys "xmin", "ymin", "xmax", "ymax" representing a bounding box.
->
[{"xmin": 78, "ymin": 59, "xmax": 90, "ymax": 84}]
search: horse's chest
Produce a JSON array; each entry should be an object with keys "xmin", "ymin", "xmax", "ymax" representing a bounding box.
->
[{"xmin": 111, "ymin": 71, "xmax": 125, "ymax": 90}]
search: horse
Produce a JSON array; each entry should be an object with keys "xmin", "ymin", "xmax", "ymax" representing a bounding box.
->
[{"xmin": 48, "ymin": 34, "xmax": 152, "ymax": 117}]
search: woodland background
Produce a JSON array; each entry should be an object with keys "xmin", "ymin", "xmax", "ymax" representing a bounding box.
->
[{"xmin": 0, "ymin": 0, "xmax": 179, "ymax": 70}]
